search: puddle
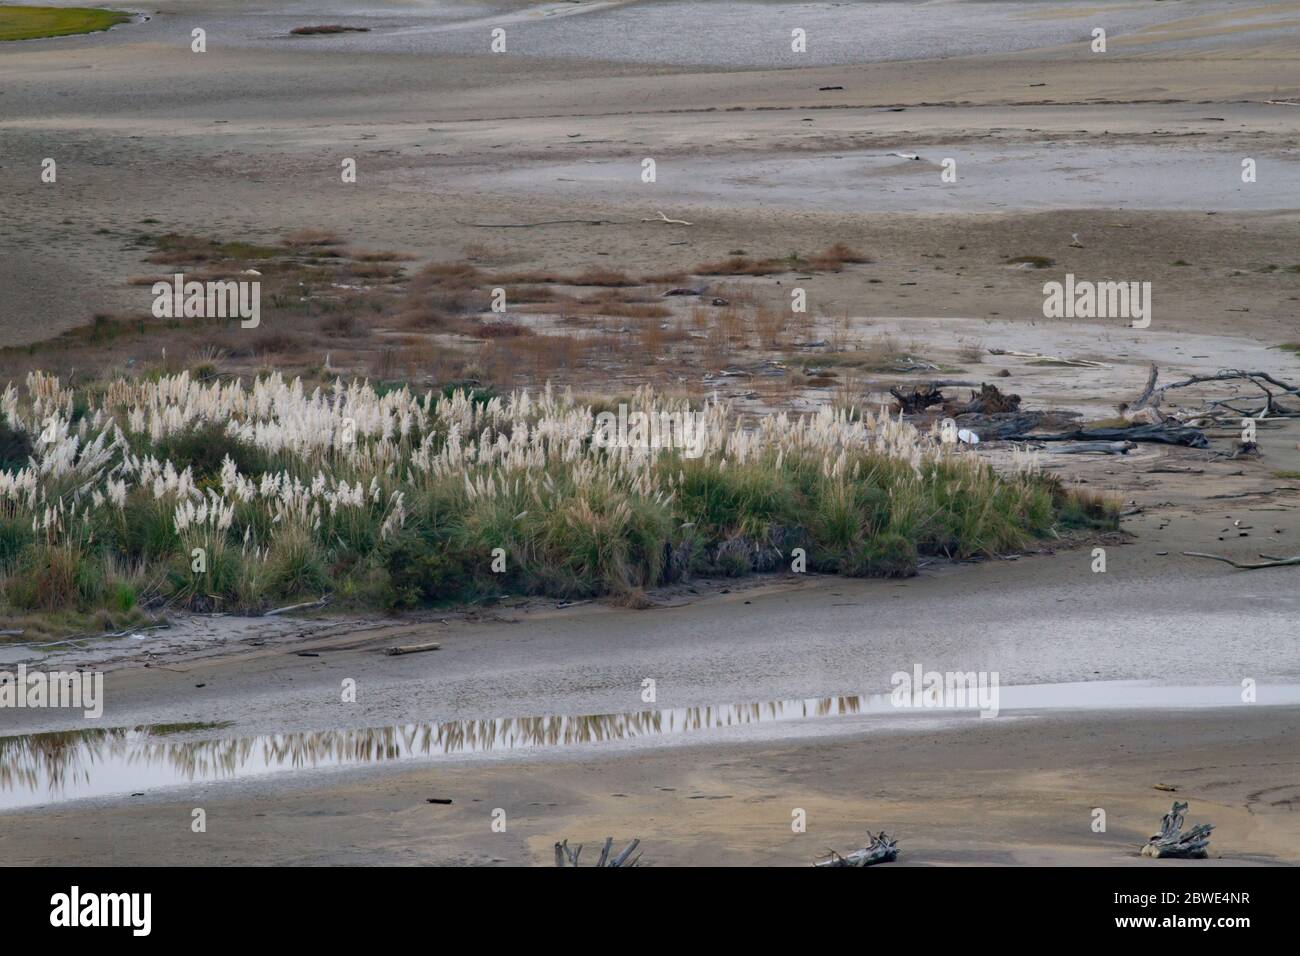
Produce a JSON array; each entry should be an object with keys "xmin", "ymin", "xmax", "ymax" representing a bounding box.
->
[{"xmin": 2, "ymin": 682, "xmax": 1296, "ymax": 810}]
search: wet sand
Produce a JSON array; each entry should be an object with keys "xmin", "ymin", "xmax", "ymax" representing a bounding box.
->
[
  {"xmin": 2, "ymin": 500, "xmax": 1298, "ymax": 860},
  {"xmin": 3, "ymin": 706, "xmax": 1297, "ymax": 865}
]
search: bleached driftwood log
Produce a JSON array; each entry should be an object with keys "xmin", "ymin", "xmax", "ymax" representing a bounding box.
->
[
  {"xmin": 1141, "ymin": 802, "xmax": 1213, "ymax": 858},
  {"xmin": 814, "ymin": 831, "xmax": 899, "ymax": 867},
  {"xmin": 554, "ymin": 837, "xmax": 642, "ymax": 867},
  {"xmin": 1005, "ymin": 422, "xmax": 1208, "ymax": 447},
  {"xmin": 384, "ymin": 641, "xmax": 441, "ymax": 656},
  {"xmin": 1052, "ymin": 441, "xmax": 1137, "ymax": 455}
]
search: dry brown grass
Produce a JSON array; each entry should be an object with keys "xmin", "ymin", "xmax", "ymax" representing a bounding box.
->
[
  {"xmin": 283, "ymin": 228, "xmax": 342, "ymax": 246},
  {"xmin": 703, "ymin": 323, "xmax": 729, "ymax": 370},
  {"xmin": 639, "ymin": 270, "xmax": 690, "ymax": 285},
  {"xmin": 492, "ymin": 269, "xmax": 564, "ymax": 285},
  {"xmin": 406, "ymin": 262, "xmax": 488, "ymax": 314},
  {"xmin": 320, "ymin": 314, "xmax": 368, "ymax": 338},
  {"xmin": 808, "ymin": 242, "xmax": 872, "ymax": 270},
  {"xmin": 7, "ymin": 239, "xmax": 891, "ymax": 404},
  {"xmin": 638, "ymin": 316, "xmax": 666, "ymax": 358},
  {"xmin": 472, "ymin": 321, "xmax": 535, "ymax": 339},
  {"xmin": 477, "ymin": 333, "xmax": 589, "ymax": 386},
  {"xmin": 561, "ymin": 299, "xmax": 672, "ymax": 321},
  {"xmin": 695, "ymin": 256, "xmax": 786, "ymax": 277},
  {"xmin": 718, "ymin": 305, "xmax": 751, "ymax": 348},
  {"xmin": 570, "ymin": 268, "xmax": 636, "ymax": 287},
  {"xmin": 346, "ymin": 262, "xmax": 405, "ymax": 281},
  {"xmin": 145, "ymin": 234, "xmax": 282, "ymax": 265},
  {"xmin": 832, "ymin": 371, "xmax": 865, "ymax": 410},
  {"xmin": 829, "ymin": 314, "xmax": 855, "ymax": 353},
  {"xmin": 461, "ymin": 241, "xmax": 510, "ymax": 263},
  {"xmin": 695, "ymin": 244, "xmax": 870, "ymax": 277},
  {"xmin": 394, "ymin": 307, "xmax": 465, "ymax": 333},
  {"xmin": 956, "ymin": 339, "xmax": 985, "ymax": 363},
  {"xmin": 754, "ymin": 305, "xmax": 788, "ymax": 349},
  {"xmin": 508, "ymin": 285, "xmax": 563, "ymax": 303},
  {"xmin": 248, "ymin": 330, "xmax": 307, "ymax": 356}
]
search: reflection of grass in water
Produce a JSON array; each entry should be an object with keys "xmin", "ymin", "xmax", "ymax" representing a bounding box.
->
[
  {"xmin": 0, "ymin": 727, "xmax": 127, "ymax": 793},
  {"xmin": 1, "ymin": 699, "xmax": 890, "ymax": 798},
  {"xmin": 0, "ymin": 6, "xmax": 129, "ymax": 42},
  {"xmin": 0, "ymin": 722, "xmax": 231, "ymax": 793}
]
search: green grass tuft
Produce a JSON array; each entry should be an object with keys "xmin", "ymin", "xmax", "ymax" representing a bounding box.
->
[{"xmin": 0, "ymin": 6, "xmax": 128, "ymax": 42}]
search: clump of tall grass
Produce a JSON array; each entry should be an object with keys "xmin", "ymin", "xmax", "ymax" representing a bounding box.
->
[{"xmin": 0, "ymin": 371, "xmax": 1116, "ymax": 618}]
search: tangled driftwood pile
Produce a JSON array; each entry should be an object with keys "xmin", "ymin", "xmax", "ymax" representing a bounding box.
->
[
  {"xmin": 950, "ymin": 383, "xmax": 1022, "ymax": 415},
  {"xmin": 890, "ymin": 365, "xmax": 1300, "ymax": 451},
  {"xmin": 1141, "ymin": 802, "xmax": 1214, "ymax": 859}
]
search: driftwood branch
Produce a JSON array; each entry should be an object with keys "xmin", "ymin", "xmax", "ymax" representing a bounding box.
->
[
  {"xmin": 1182, "ymin": 551, "xmax": 1300, "ymax": 569},
  {"xmin": 384, "ymin": 641, "xmax": 441, "ymax": 656},
  {"xmin": 264, "ymin": 596, "xmax": 329, "ymax": 616},
  {"xmin": 555, "ymin": 836, "xmax": 642, "ymax": 867},
  {"xmin": 1141, "ymin": 802, "xmax": 1213, "ymax": 858},
  {"xmin": 640, "ymin": 210, "xmax": 693, "ymax": 225},
  {"xmin": 987, "ymin": 348, "xmax": 1109, "ymax": 369},
  {"xmin": 1116, "ymin": 365, "xmax": 1300, "ymax": 426},
  {"xmin": 1156, "ymin": 369, "xmax": 1300, "ymax": 398},
  {"xmin": 1121, "ymin": 363, "xmax": 1164, "ymax": 423},
  {"xmin": 814, "ymin": 831, "xmax": 900, "ymax": 867},
  {"xmin": 459, "ymin": 218, "xmax": 630, "ymax": 228}
]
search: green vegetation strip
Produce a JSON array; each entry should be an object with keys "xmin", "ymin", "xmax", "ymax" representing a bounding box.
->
[
  {"xmin": 0, "ymin": 6, "xmax": 129, "ymax": 42},
  {"xmin": 0, "ymin": 376, "xmax": 1118, "ymax": 629}
]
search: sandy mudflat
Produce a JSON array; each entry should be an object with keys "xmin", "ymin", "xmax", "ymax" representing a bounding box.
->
[
  {"xmin": 2, "ymin": 1, "xmax": 1299, "ymax": 865},
  {"xmin": 2, "ymin": 504, "xmax": 1298, "ymax": 862},
  {"xmin": 1, "ymin": 1, "xmax": 1297, "ymax": 346},
  {"xmin": 3, "ymin": 705, "xmax": 1297, "ymax": 866}
]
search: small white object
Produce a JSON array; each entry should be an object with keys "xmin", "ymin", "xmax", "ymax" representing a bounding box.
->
[{"xmin": 957, "ymin": 428, "xmax": 980, "ymax": 445}]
